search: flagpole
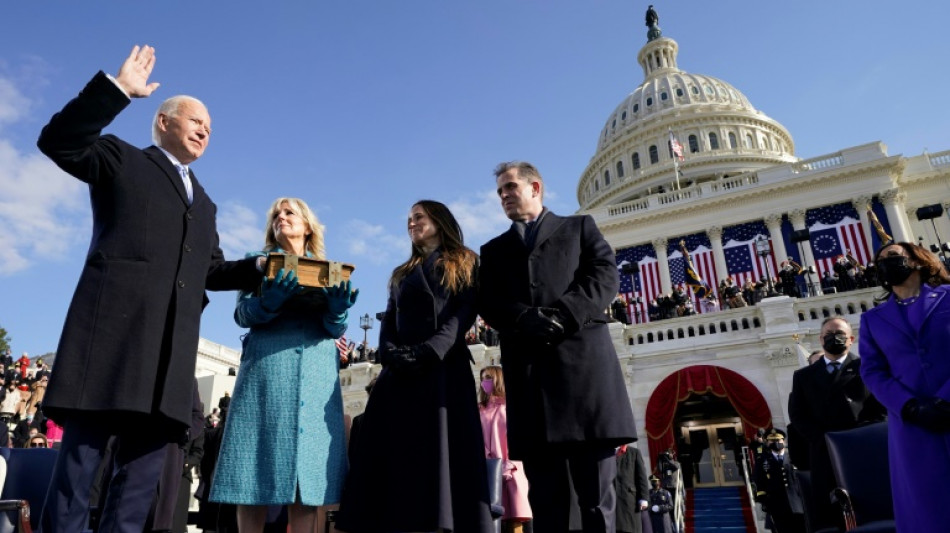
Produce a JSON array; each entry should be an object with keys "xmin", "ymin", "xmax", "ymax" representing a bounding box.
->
[{"xmin": 669, "ymin": 127, "xmax": 682, "ymax": 190}]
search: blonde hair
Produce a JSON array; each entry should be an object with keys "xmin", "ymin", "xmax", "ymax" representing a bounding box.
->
[
  {"xmin": 263, "ymin": 197, "xmax": 325, "ymax": 259},
  {"xmin": 478, "ymin": 365, "xmax": 506, "ymax": 407}
]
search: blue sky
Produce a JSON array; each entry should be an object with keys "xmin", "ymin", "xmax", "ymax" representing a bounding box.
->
[{"xmin": 2, "ymin": 1, "xmax": 948, "ymax": 356}]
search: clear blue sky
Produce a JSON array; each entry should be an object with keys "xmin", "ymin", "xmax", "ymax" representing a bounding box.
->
[{"xmin": 2, "ymin": 1, "xmax": 948, "ymax": 356}]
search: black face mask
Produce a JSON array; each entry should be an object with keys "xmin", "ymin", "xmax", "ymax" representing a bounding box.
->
[
  {"xmin": 822, "ymin": 333, "xmax": 849, "ymax": 355},
  {"xmin": 769, "ymin": 442, "xmax": 785, "ymax": 452},
  {"xmin": 876, "ymin": 255, "xmax": 916, "ymax": 287}
]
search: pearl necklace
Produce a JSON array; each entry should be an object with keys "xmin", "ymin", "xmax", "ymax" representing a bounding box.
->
[{"xmin": 896, "ymin": 294, "xmax": 920, "ymax": 306}]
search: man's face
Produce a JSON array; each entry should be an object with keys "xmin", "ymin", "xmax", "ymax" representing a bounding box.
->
[
  {"xmin": 821, "ymin": 318, "xmax": 854, "ymax": 353},
  {"xmin": 157, "ymin": 99, "xmax": 211, "ymax": 164},
  {"xmin": 496, "ymin": 169, "xmax": 542, "ymax": 221}
]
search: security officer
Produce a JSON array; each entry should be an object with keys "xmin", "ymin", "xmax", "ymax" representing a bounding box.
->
[
  {"xmin": 753, "ymin": 430, "xmax": 805, "ymax": 533},
  {"xmin": 647, "ymin": 475, "xmax": 674, "ymax": 533}
]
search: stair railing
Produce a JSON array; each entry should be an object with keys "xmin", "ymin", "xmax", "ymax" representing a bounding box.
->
[
  {"xmin": 740, "ymin": 445, "xmax": 765, "ymax": 533},
  {"xmin": 673, "ymin": 468, "xmax": 686, "ymax": 533}
]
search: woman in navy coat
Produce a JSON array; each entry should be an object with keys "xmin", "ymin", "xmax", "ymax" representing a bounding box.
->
[
  {"xmin": 336, "ymin": 200, "xmax": 493, "ymax": 533},
  {"xmin": 859, "ymin": 241, "xmax": 950, "ymax": 532}
]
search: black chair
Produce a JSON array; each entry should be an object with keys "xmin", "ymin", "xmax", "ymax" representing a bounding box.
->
[
  {"xmin": 793, "ymin": 470, "xmax": 836, "ymax": 533},
  {"xmin": 824, "ymin": 422, "xmax": 895, "ymax": 532},
  {"xmin": 0, "ymin": 447, "xmax": 59, "ymax": 533}
]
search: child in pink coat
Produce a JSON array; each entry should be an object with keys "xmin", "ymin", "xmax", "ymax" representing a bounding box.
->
[{"xmin": 479, "ymin": 365, "xmax": 532, "ymax": 531}]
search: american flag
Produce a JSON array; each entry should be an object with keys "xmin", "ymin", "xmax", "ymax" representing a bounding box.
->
[
  {"xmin": 806, "ymin": 203, "xmax": 871, "ymax": 277},
  {"xmin": 334, "ymin": 335, "xmax": 349, "ymax": 358},
  {"xmin": 617, "ymin": 244, "xmax": 661, "ymax": 323},
  {"xmin": 722, "ymin": 221, "xmax": 778, "ymax": 286},
  {"xmin": 670, "ymin": 131, "xmax": 685, "ymax": 161}
]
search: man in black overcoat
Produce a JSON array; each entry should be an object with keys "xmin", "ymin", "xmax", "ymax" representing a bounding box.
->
[
  {"xmin": 788, "ymin": 316, "xmax": 885, "ymax": 530},
  {"xmin": 615, "ymin": 445, "xmax": 650, "ymax": 533},
  {"xmin": 479, "ymin": 161, "xmax": 637, "ymax": 533},
  {"xmin": 36, "ymin": 46, "xmax": 261, "ymax": 532}
]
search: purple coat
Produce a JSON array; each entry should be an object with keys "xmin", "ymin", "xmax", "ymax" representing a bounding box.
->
[{"xmin": 859, "ymin": 283, "xmax": 950, "ymax": 532}]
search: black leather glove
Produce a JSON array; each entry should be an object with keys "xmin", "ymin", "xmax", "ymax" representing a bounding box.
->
[
  {"xmin": 516, "ymin": 307, "xmax": 566, "ymax": 344},
  {"xmin": 901, "ymin": 397, "xmax": 950, "ymax": 432},
  {"xmin": 383, "ymin": 344, "xmax": 438, "ymax": 369}
]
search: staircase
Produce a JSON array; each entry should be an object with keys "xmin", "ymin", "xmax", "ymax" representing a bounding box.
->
[{"xmin": 685, "ymin": 487, "xmax": 756, "ymax": 533}]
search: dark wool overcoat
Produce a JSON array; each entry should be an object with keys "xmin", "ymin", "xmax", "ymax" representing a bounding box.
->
[
  {"xmin": 335, "ymin": 250, "xmax": 492, "ymax": 533},
  {"xmin": 37, "ymin": 72, "xmax": 259, "ymax": 430},
  {"xmin": 478, "ymin": 212, "xmax": 637, "ymax": 458}
]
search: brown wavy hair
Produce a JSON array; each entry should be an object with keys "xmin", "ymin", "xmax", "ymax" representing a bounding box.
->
[
  {"xmin": 478, "ymin": 365, "xmax": 506, "ymax": 407},
  {"xmin": 390, "ymin": 200, "xmax": 477, "ymax": 294},
  {"xmin": 874, "ymin": 242, "xmax": 950, "ymax": 297}
]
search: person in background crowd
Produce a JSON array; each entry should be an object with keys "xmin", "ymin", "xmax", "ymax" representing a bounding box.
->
[
  {"xmin": 36, "ymin": 45, "xmax": 264, "ymax": 533},
  {"xmin": 615, "ymin": 443, "xmax": 649, "ymax": 533},
  {"xmin": 337, "ymin": 200, "xmax": 492, "ymax": 533},
  {"xmin": 479, "ymin": 365, "xmax": 532, "ymax": 532},
  {"xmin": 859, "ymin": 241, "xmax": 950, "ymax": 532},
  {"xmin": 479, "ymin": 161, "xmax": 637, "ymax": 533},
  {"xmin": 46, "ymin": 418, "xmax": 65, "ymax": 448},
  {"xmin": 27, "ymin": 433, "xmax": 49, "ymax": 449},
  {"xmin": 647, "ymin": 475, "xmax": 673, "ymax": 533},
  {"xmin": 210, "ymin": 197, "xmax": 357, "ymax": 533},
  {"xmin": 788, "ymin": 316, "xmax": 885, "ymax": 530}
]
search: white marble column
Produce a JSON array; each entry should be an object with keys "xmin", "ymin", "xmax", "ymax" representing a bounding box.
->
[
  {"xmin": 764, "ymin": 214, "xmax": 789, "ymax": 263},
  {"xmin": 881, "ymin": 189, "xmax": 913, "ymax": 243},
  {"xmin": 789, "ymin": 209, "xmax": 818, "ymax": 274},
  {"xmin": 707, "ymin": 226, "xmax": 727, "ymax": 284},
  {"xmin": 653, "ymin": 237, "xmax": 672, "ymax": 295},
  {"xmin": 852, "ymin": 196, "xmax": 873, "ymax": 254}
]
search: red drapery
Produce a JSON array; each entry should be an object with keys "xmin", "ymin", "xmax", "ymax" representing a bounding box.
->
[{"xmin": 644, "ymin": 365, "xmax": 772, "ymax": 463}]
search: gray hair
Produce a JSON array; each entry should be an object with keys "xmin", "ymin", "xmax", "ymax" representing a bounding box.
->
[{"xmin": 151, "ymin": 95, "xmax": 206, "ymax": 146}]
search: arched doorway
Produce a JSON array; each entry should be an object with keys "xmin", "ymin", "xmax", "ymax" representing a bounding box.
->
[{"xmin": 644, "ymin": 365, "xmax": 772, "ymax": 487}]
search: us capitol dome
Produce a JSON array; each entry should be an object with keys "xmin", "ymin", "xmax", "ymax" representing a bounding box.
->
[{"xmin": 579, "ymin": 21, "xmax": 797, "ymax": 210}]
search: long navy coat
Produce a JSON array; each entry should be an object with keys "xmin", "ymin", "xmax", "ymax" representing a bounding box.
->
[
  {"xmin": 336, "ymin": 251, "xmax": 492, "ymax": 533},
  {"xmin": 36, "ymin": 72, "xmax": 259, "ymax": 430},
  {"xmin": 859, "ymin": 283, "xmax": 950, "ymax": 532},
  {"xmin": 479, "ymin": 211, "xmax": 637, "ymax": 458}
]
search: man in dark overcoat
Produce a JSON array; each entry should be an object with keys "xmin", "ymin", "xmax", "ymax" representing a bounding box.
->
[
  {"xmin": 36, "ymin": 46, "xmax": 261, "ymax": 532},
  {"xmin": 615, "ymin": 444, "xmax": 650, "ymax": 533},
  {"xmin": 753, "ymin": 430, "xmax": 804, "ymax": 533},
  {"xmin": 788, "ymin": 316, "xmax": 885, "ymax": 530},
  {"xmin": 479, "ymin": 161, "xmax": 637, "ymax": 533}
]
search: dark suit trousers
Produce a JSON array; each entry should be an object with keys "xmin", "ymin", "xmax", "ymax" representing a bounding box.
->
[
  {"xmin": 41, "ymin": 416, "xmax": 170, "ymax": 533},
  {"xmin": 523, "ymin": 444, "xmax": 618, "ymax": 533}
]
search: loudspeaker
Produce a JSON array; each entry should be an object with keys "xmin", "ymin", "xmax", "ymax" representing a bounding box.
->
[
  {"xmin": 790, "ymin": 229, "xmax": 811, "ymax": 243},
  {"xmin": 916, "ymin": 204, "xmax": 944, "ymax": 220},
  {"xmin": 620, "ymin": 262, "xmax": 640, "ymax": 275}
]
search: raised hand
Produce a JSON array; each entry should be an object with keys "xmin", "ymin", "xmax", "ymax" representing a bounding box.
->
[
  {"xmin": 114, "ymin": 45, "xmax": 160, "ymax": 98},
  {"xmin": 259, "ymin": 268, "xmax": 302, "ymax": 312},
  {"xmin": 321, "ymin": 280, "xmax": 359, "ymax": 315}
]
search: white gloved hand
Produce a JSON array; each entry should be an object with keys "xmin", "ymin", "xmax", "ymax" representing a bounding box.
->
[{"xmin": 651, "ymin": 505, "xmax": 660, "ymax": 513}]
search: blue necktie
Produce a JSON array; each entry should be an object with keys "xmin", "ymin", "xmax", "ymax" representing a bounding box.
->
[
  {"xmin": 827, "ymin": 361, "xmax": 841, "ymax": 374},
  {"xmin": 176, "ymin": 164, "xmax": 193, "ymax": 204}
]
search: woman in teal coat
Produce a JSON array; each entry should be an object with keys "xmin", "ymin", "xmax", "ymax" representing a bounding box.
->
[{"xmin": 210, "ymin": 197, "xmax": 358, "ymax": 532}]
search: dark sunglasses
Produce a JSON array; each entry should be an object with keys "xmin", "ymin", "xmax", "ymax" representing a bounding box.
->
[{"xmin": 29, "ymin": 441, "xmax": 45, "ymax": 448}]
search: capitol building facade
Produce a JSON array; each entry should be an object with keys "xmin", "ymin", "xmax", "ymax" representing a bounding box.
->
[{"xmin": 199, "ymin": 12, "xmax": 950, "ymax": 487}]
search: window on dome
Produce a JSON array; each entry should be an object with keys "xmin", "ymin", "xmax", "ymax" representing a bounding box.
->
[
  {"xmin": 621, "ymin": 111, "xmax": 627, "ymax": 121},
  {"xmin": 676, "ymin": 88, "xmax": 684, "ymax": 97},
  {"xmin": 660, "ymin": 92, "xmax": 668, "ymax": 101},
  {"xmin": 649, "ymin": 145, "xmax": 659, "ymax": 164},
  {"xmin": 744, "ymin": 134, "xmax": 753, "ymax": 148},
  {"xmin": 646, "ymin": 97, "xmax": 653, "ymax": 106},
  {"xmin": 704, "ymin": 85, "xmax": 714, "ymax": 95},
  {"xmin": 709, "ymin": 132, "xmax": 719, "ymax": 150},
  {"xmin": 633, "ymin": 103, "xmax": 640, "ymax": 113},
  {"xmin": 603, "ymin": 170, "xmax": 610, "ymax": 186},
  {"xmin": 632, "ymin": 153, "xmax": 641, "ymax": 170},
  {"xmin": 728, "ymin": 132, "xmax": 737, "ymax": 149},
  {"xmin": 691, "ymin": 86, "xmax": 699, "ymax": 95},
  {"xmin": 616, "ymin": 161, "xmax": 624, "ymax": 178},
  {"xmin": 612, "ymin": 119, "xmax": 616, "ymax": 130},
  {"xmin": 688, "ymin": 135, "xmax": 699, "ymax": 153}
]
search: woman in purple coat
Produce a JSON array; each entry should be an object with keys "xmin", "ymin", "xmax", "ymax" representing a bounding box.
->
[{"xmin": 859, "ymin": 241, "xmax": 950, "ymax": 532}]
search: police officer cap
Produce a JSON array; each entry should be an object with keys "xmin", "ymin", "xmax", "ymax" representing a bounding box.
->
[
  {"xmin": 766, "ymin": 428, "xmax": 787, "ymax": 441},
  {"xmin": 649, "ymin": 474, "xmax": 660, "ymax": 482}
]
